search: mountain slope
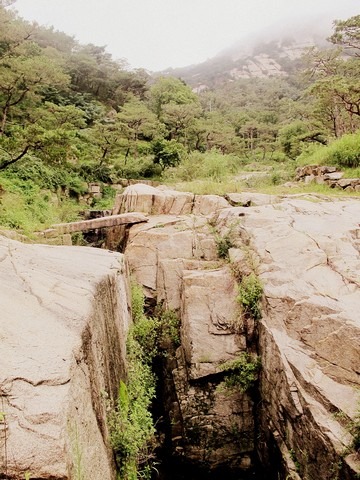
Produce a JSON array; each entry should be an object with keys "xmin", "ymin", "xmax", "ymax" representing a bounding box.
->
[{"xmin": 159, "ymin": 17, "xmax": 332, "ymax": 88}]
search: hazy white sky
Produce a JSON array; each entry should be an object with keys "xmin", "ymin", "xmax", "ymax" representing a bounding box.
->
[{"xmin": 13, "ymin": 0, "xmax": 360, "ymax": 71}]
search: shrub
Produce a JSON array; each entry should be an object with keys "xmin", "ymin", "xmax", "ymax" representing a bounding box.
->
[
  {"xmin": 90, "ymin": 185, "xmax": 117, "ymax": 209},
  {"xmin": 350, "ymin": 407, "xmax": 360, "ymax": 452},
  {"xmin": 152, "ymin": 139, "xmax": 186, "ymax": 169},
  {"xmin": 108, "ymin": 283, "xmax": 181, "ymax": 479},
  {"xmin": 238, "ymin": 272, "xmax": 263, "ymax": 320},
  {"xmin": 219, "ymin": 353, "xmax": 261, "ymax": 392},
  {"xmin": 162, "ymin": 150, "xmax": 243, "ymax": 182},
  {"xmin": 215, "ymin": 233, "xmax": 234, "ymax": 259},
  {"xmin": 108, "ymin": 282, "xmax": 157, "ymax": 480},
  {"xmin": 298, "ymin": 131, "xmax": 360, "ymax": 168},
  {"xmin": 212, "ymin": 222, "xmax": 239, "ymax": 260},
  {"xmin": 279, "ymin": 121, "xmax": 312, "ymax": 159},
  {"xmin": 108, "ymin": 353, "xmax": 156, "ymax": 480},
  {"xmin": 114, "ymin": 155, "xmax": 162, "ymax": 179},
  {"xmin": 6, "ymin": 157, "xmax": 87, "ymax": 194},
  {"xmin": 328, "ymin": 132, "xmax": 360, "ymax": 168},
  {"xmin": 156, "ymin": 308, "xmax": 181, "ymax": 349},
  {"xmin": 130, "ymin": 282, "xmax": 146, "ymax": 323}
]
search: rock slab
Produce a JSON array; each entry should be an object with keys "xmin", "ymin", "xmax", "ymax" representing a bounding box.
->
[{"xmin": 0, "ymin": 238, "xmax": 131, "ymax": 479}]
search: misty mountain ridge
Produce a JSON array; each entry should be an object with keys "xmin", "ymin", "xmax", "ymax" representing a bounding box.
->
[{"xmin": 159, "ymin": 14, "xmax": 336, "ymax": 89}]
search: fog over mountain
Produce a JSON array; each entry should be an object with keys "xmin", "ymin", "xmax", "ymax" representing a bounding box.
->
[
  {"xmin": 159, "ymin": 14, "xmax": 342, "ymax": 87},
  {"xmin": 13, "ymin": 0, "xmax": 360, "ymax": 71}
]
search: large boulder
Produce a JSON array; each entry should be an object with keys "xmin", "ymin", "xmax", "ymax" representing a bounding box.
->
[
  {"xmin": 181, "ymin": 267, "xmax": 245, "ymax": 379},
  {"xmin": 125, "ymin": 215, "xmax": 218, "ymax": 300},
  {"xmin": 113, "ymin": 183, "xmax": 230, "ymax": 217},
  {"xmin": 113, "ymin": 184, "xmax": 194, "ymax": 216},
  {"xmin": 0, "ymin": 237, "xmax": 131, "ymax": 480}
]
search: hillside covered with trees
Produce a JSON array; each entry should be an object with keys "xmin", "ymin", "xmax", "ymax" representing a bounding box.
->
[{"xmin": 0, "ymin": 0, "xmax": 359, "ymax": 234}]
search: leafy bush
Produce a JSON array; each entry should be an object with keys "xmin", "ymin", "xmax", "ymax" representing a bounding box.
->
[
  {"xmin": 278, "ymin": 121, "xmax": 326, "ymax": 160},
  {"xmin": 114, "ymin": 155, "xmax": 162, "ymax": 179},
  {"xmin": 350, "ymin": 405, "xmax": 360, "ymax": 452},
  {"xmin": 278, "ymin": 121, "xmax": 310, "ymax": 159},
  {"xmin": 216, "ymin": 234, "xmax": 233, "ymax": 259},
  {"xmin": 130, "ymin": 281, "xmax": 146, "ymax": 323},
  {"xmin": 90, "ymin": 185, "xmax": 116, "ymax": 209},
  {"xmin": 108, "ymin": 345, "xmax": 156, "ymax": 480},
  {"xmin": 108, "ymin": 282, "xmax": 157, "ymax": 480},
  {"xmin": 238, "ymin": 272, "xmax": 263, "ymax": 320},
  {"xmin": 152, "ymin": 139, "xmax": 186, "ymax": 169},
  {"xmin": 162, "ymin": 150, "xmax": 242, "ymax": 182},
  {"xmin": 76, "ymin": 162, "xmax": 114, "ymax": 183},
  {"xmin": 202, "ymin": 150, "xmax": 233, "ymax": 181},
  {"xmin": 219, "ymin": 353, "xmax": 261, "ymax": 392},
  {"xmin": 156, "ymin": 308, "xmax": 181, "ymax": 349},
  {"xmin": 108, "ymin": 283, "xmax": 181, "ymax": 479},
  {"xmin": 298, "ymin": 131, "xmax": 360, "ymax": 168},
  {"xmin": 6, "ymin": 157, "xmax": 87, "ymax": 194}
]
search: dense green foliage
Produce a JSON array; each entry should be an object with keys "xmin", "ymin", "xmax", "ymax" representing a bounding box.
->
[
  {"xmin": 237, "ymin": 273, "xmax": 263, "ymax": 320},
  {"xmin": 108, "ymin": 282, "xmax": 180, "ymax": 479},
  {"xmin": 108, "ymin": 283, "xmax": 156, "ymax": 480},
  {"xmin": 0, "ymin": 4, "xmax": 359, "ymax": 234},
  {"xmin": 219, "ymin": 353, "xmax": 261, "ymax": 393},
  {"xmin": 297, "ymin": 130, "xmax": 360, "ymax": 168}
]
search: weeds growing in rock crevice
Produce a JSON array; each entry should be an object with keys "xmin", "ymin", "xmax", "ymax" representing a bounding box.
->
[
  {"xmin": 237, "ymin": 272, "xmax": 263, "ymax": 321},
  {"xmin": 333, "ymin": 402, "xmax": 360, "ymax": 455},
  {"xmin": 349, "ymin": 402, "xmax": 360, "ymax": 453},
  {"xmin": 0, "ymin": 406, "xmax": 7, "ymax": 478},
  {"xmin": 211, "ymin": 219, "xmax": 263, "ymax": 323},
  {"xmin": 107, "ymin": 281, "xmax": 180, "ymax": 480},
  {"xmin": 68, "ymin": 424, "xmax": 85, "ymax": 480},
  {"xmin": 218, "ymin": 353, "xmax": 261, "ymax": 393},
  {"xmin": 214, "ymin": 231, "xmax": 234, "ymax": 259},
  {"xmin": 211, "ymin": 221, "xmax": 240, "ymax": 260}
]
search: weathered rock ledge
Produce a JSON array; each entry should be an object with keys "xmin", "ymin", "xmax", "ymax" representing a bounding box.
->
[{"xmin": 0, "ymin": 238, "xmax": 131, "ymax": 479}]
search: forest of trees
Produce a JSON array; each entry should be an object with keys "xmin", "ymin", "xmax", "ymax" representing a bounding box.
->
[{"xmin": 0, "ymin": 0, "xmax": 359, "ymax": 232}]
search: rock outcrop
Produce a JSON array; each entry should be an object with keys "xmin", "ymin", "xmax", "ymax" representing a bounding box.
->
[
  {"xmin": 121, "ymin": 187, "xmax": 256, "ymax": 472},
  {"xmin": 121, "ymin": 183, "xmax": 360, "ymax": 479},
  {"xmin": 214, "ymin": 198, "xmax": 360, "ymax": 479},
  {"xmin": 0, "ymin": 238, "xmax": 131, "ymax": 479}
]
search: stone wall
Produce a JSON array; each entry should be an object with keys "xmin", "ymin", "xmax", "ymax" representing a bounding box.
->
[{"xmin": 296, "ymin": 165, "xmax": 360, "ymax": 192}]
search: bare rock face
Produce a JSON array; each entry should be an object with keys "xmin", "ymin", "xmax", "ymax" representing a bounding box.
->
[
  {"xmin": 113, "ymin": 183, "xmax": 230, "ymax": 217},
  {"xmin": 215, "ymin": 197, "xmax": 360, "ymax": 478},
  {"xmin": 113, "ymin": 184, "xmax": 194, "ymax": 216},
  {"xmin": 181, "ymin": 268, "xmax": 245, "ymax": 379},
  {"xmin": 125, "ymin": 215, "xmax": 219, "ymax": 300},
  {"xmin": 0, "ymin": 237, "xmax": 131, "ymax": 480}
]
